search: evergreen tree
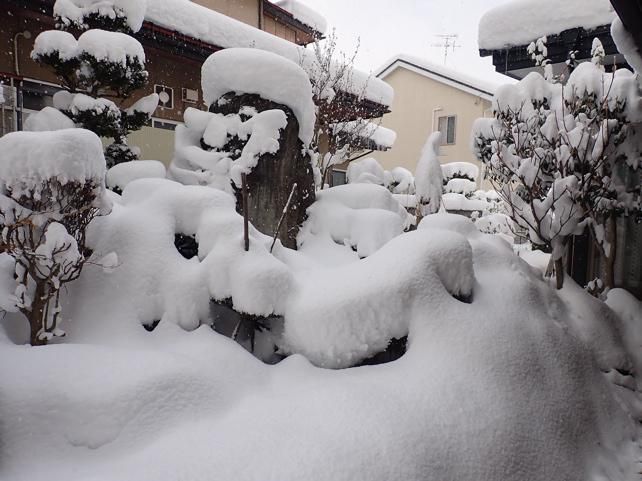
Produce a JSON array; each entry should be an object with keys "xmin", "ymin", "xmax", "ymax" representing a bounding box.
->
[{"xmin": 31, "ymin": 0, "xmax": 157, "ymax": 168}]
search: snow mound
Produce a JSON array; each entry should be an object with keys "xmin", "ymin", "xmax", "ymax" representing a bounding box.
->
[
  {"xmin": 201, "ymin": 48, "xmax": 315, "ymax": 146},
  {"xmin": 54, "ymin": 0, "xmax": 147, "ymax": 33},
  {"xmin": 106, "ymin": 161, "xmax": 166, "ymax": 191},
  {"xmin": 299, "ymin": 184, "xmax": 412, "ymax": 258},
  {"xmin": 0, "ymin": 129, "xmax": 106, "ymax": 192},
  {"xmin": 274, "ymin": 0, "xmax": 327, "ymax": 34},
  {"xmin": 445, "ymin": 178, "xmax": 477, "ymax": 195},
  {"xmin": 1, "ymin": 209, "xmax": 639, "ymax": 480},
  {"xmin": 24, "ymin": 107, "xmax": 75, "ymax": 132},
  {"xmin": 479, "ymin": 0, "xmax": 615, "ymax": 50},
  {"xmin": 415, "ymin": 132, "xmax": 443, "ymax": 216},
  {"xmin": 346, "ymin": 157, "xmax": 386, "ymax": 185}
]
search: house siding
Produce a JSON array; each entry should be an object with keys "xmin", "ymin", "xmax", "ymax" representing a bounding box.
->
[{"xmin": 372, "ymin": 67, "xmax": 492, "ymax": 185}]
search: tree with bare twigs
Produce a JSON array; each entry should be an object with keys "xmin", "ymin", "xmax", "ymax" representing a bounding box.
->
[
  {"xmin": 473, "ymin": 53, "xmax": 641, "ymax": 290},
  {"xmin": 0, "ymin": 129, "xmax": 111, "ymax": 345},
  {"xmin": 303, "ymin": 30, "xmax": 386, "ymax": 186}
]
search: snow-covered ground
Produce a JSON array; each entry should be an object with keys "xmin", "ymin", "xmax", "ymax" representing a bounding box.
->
[{"xmin": 1, "ymin": 178, "xmax": 640, "ymax": 480}]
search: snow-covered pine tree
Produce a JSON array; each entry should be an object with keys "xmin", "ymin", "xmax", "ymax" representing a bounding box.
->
[{"xmin": 31, "ymin": 0, "xmax": 157, "ymax": 168}]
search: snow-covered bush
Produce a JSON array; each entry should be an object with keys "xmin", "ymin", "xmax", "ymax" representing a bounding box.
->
[
  {"xmin": 106, "ymin": 160, "xmax": 166, "ymax": 194},
  {"xmin": 415, "ymin": 132, "xmax": 443, "ymax": 221},
  {"xmin": 346, "ymin": 157, "xmax": 386, "ymax": 185},
  {"xmin": 0, "ymin": 129, "xmax": 110, "ymax": 345},
  {"xmin": 31, "ymin": 1, "xmax": 157, "ymax": 167},
  {"xmin": 473, "ymin": 58, "xmax": 642, "ymax": 289}
]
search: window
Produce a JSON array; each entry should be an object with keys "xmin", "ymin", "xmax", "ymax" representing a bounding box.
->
[
  {"xmin": 332, "ymin": 169, "xmax": 347, "ymax": 187},
  {"xmin": 438, "ymin": 115, "xmax": 456, "ymax": 145}
]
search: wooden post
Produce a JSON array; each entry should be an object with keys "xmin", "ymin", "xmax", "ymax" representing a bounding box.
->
[{"xmin": 242, "ymin": 173, "xmax": 249, "ymax": 252}]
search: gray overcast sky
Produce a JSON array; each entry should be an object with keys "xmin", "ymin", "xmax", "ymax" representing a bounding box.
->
[{"xmin": 298, "ymin": 0, "xmax": 513, "ymax": 83}]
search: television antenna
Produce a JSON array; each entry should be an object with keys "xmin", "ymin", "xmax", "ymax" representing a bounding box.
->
[{"xmin": 431, "ymin": 34, "xmax": 462, "ymax": 65}]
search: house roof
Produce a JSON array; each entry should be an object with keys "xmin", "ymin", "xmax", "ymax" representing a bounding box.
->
[
  {"xmin": 478, "ymin": 0, "xmax": 616, "ymax": 51},
  {"xmin": 145, "ymin": 0, "xmax": 393, "ymax": 107},
  {"xmin": 375, "ymin": 55, "xmax": 511, "ymax": 101}
]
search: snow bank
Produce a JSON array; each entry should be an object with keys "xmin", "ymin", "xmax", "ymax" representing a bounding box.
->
[
  {"xmin": 24, "ymin": 107, "xmax": 75, "ymax": 132},
  {"xmin": 299, "ymin": 183, "xmax": 412, "ymax": 258},
  {"xmin": 274, "ymin": 0, "xmax": 327, "ymax": 34},
  {"xmin": 284, "ymin": 228, "xmax": 475, "ymax": 367},
  {"xmin": 106, "ymin": 160, "xmax": 166, "ymax": 191},
  {"xmin": 0, "ymin": 186, "xmax": 639, "ymax": 481},
  {"xmin": 479, "ymin": 0, "xmax": 615, "ymax": 50},
  {"xmin": 144, "ymin": 0, "xmax": 393, "ymax": 107},
  {"xmin": 0, "ymin": 129, "xmax": 106, "ymax": 193},
  {"xmin": 54, "ymin": 0, "xmax": 147, "ymax": 33},
  {"xmin": 202, "ymin": 48, "xmax": 314, "ymax": 146}
]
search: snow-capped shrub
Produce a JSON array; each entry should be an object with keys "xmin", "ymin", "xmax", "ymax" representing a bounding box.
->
[
  {"xmin": 473, "ymin": 58, "xmax": 642, "ymax": 289},
  {"xmin": 0, "ymin": 129, "xmax": 110, "ymax": 345}
]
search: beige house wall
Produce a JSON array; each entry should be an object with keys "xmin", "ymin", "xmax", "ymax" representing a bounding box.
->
[
  {"xmin": 128, "ymin": 127, "xmax": 176, "ymax": 166},
  {"xmin": 371, "ymin": 67, "xmax": 492, "ymax": 184},
  {"xmin": 192, "ymin": 0, "xmax": 261, "ymax": 27}
]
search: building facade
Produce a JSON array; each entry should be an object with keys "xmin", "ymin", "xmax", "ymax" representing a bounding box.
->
[{"xmin": 370, "ymin": 56, "xmax": 502, "ymax": 188}]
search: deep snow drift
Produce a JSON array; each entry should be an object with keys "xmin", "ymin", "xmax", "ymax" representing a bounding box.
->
[{"xmin": 0, "ymin": 177, "xmax": 640, "ymax": 481}]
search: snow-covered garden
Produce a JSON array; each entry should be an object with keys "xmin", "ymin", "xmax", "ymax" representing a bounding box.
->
[{"xmin": 0, "ymin": 0, "xmax": 641, "ymax": 480}]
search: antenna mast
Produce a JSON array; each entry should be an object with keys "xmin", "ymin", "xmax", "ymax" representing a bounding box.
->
[{"xmin": 431, "ymin": 34, "xmax": 462, "ymax": 65}]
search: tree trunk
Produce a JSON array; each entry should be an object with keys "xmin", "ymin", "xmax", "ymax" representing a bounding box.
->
[
  {"xmin": 555, "ymin": 257, "xmax": 565, "ymax": 290},
  {"xmin": 211, "ymin": 93, "xmax": 316, "ymax": 250},
  {"xmin": 27, "ymin": 285, "xmax": 48, "ymax": 346}
]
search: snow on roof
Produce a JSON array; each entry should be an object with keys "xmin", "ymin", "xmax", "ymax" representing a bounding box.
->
[
  {"xmin": 202, "ymin": 48, "xmax": 315, "ymax": 146},
  {"xmin": 144, "ymin": 0, "xmax": 392, "ymax": 107},
  {"xmin": 478, "ymin": 0, "xmax": 616, "ymax": 51},
  {"xmin": 376, "ymin": 54, "xmax": 511, "ymax": 99},
  {"xmin": 273, "ymin": 0, "xmax": 327, "ymax": 35}
]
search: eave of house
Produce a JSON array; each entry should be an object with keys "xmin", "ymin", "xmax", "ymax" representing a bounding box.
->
[
  {"xmin": 262, "ymin": 0, "xmax": 323, "ymax": 43},
  {"xmin": 479, "ymin": 25, "xmax": 628, "ymax": 79},
  {"xmin": 376, "ymin": 57, "xmax": 497, "ymax": 101}
]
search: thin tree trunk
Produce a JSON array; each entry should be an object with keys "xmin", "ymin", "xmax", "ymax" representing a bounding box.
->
[
  {"xmin": 555, "ymin": 257, "xmax": 565, "ymax": 290},
  {"xmin": 242, "ymin": 173, "xmax": 249, "ymax": 252},
  {"xmin": 28, "ymin": 285, "xmax": 48, "ymax": 346}
]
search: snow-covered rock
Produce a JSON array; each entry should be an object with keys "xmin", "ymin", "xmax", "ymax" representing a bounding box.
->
[{"xmin": 201, "ymin": 48, "xmax": 315, "ymax": 146}]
